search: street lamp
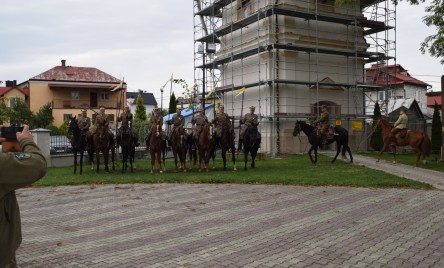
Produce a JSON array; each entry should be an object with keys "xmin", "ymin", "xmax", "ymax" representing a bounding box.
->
[{"xmin": 199, "ymin": 42, "xmax": 216, "ymax": 112}]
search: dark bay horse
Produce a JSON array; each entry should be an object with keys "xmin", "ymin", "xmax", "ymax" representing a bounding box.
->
[
  {"xmin": 171, "ymin": 127, "xmax": 188, "ymax": 172},
  {"xmin": 147, "ymin": 120, "xmax": 165, "ymax": 173},
  {"xmin": 293, "ymin": 121, "xmax": 353, "ymax": 164},
  {"xmin": 374, "ymin": 117, "xmax": 431, "ymax": 166},
  {"xmin": 67, "ymin": 116, "xmax": 93, "ymax": 175},
  {"xmin": 186, "ymin": 129, "xmax": 198, "ymax": 171},
  {"xmin": 241, "ymin": 124, "xmax": 260, "ymax": 170},
  {"xmin": 118, "ymin": 125, "xmax": 137, "ymax": 173},
  {"xmin": 197, "ymin": 122, "xmax": 214, "ymax": 172},
  {"xmin": 217, "ymin": 123, "xmax": 236, "ymax": 171},
  {"xmin": 92, "ymin": 123, "xmax": 111, "ymax": 173}
]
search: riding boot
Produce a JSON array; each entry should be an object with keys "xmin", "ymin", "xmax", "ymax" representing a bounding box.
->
[{"xmin": 238, "ymin": 139, "xmax": 243, "ymax": 151}]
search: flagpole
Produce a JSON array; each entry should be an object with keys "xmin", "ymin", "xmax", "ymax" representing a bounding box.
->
[{"xmin": 238, "ymin": 88, "xmax": 245, "ymax": 151}]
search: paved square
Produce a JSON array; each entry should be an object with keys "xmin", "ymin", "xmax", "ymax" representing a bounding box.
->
[{"xmin": 16, "ymin": 184, "xmax": 444, "ymax": 267}]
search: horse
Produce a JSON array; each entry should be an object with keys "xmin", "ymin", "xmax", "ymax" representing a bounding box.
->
[
  {"xmin": 374, "ymin": 117, "xmax": 431, "ymax": 166},
  {"xmin": 241, "ymin": 124, "xmax": 260, "ymax": 170},
  {"xmin": 170, "ymin": 126, "xmax": 188, "ymax": 172},
  {"xmin": 118, "ymin": 125, "xmax": 137, "ymax": 173},
  {"xmin": 147, "ymin": 120, "xmax": 166, "ymax": 173},
  {"xmin": 197, "ymin": 122, "xmax": 214, "ymax": 172},
  {"xmin": 186, "ymin": 128, "xmax": 198, "ymax": 170},
  {"xmin": 67, "ymin": 116, "xmax": 93, "ymax": 175},
  {"xmin": 216, "ymin": 123, "xmax": 236, "ymax": 171},
  {"xmin": 92, "ymin": 123, "xmax": 111, "ymax": 173},
  {"xmin": 293, "ymin": 121, "xmax": 353, "ymax": 164}
]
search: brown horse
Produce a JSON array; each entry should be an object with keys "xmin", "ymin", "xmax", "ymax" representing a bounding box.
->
[
  {"xmin": 374, "ymin": 117, "xmax": 431, "ymax": 166},
  {"xmin": 197, "ymin": 122, "xmax": 214, "ymax": 172},
  {"xmin": 186, "ymin": 129, "xmax": 198, "ymax": 170},
  {"xmin": 67, "ymin": 116, "xmax": 93, "ymax": 175},
  {"xmin": 147, "ymin": 120, "xmax": 165, "ymax": 173},
  {"xmin": 171, "ymin": 127, "xmax": 187, "ymax": 172},
  {"xmin": 92, "ymin": 123, "xmax": 111, "ymax": 173}
]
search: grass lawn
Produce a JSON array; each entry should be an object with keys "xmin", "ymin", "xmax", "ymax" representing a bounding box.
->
[
  {"xmin": 358, "ymin": 152, "xmax": 444, "ymax": 172},
  {"xmin": 34, "ymin": 154, "xmax": 432, "ymax": 189}
]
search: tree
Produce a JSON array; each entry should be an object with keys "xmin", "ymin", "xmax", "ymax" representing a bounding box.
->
[
  {"xmin": 29, "ymin": 102, "xmax": 54, "ymax": 129},
  {"xmin": 431, "ymin": 101, "xmax": 442, "ymax": 153},
  {"xmin": 336, "ymin": 0, "xmax": 444, "ymax": 64},
  {"xmin": 370, "ymin": 102, "xmax": 384, "ymax": 151},
  {"xmin": 134, "ymin": 92, "xmax": 147, "ymax": 122},
  {"xmin": 168, "ymin": 92, "xmax": 177, "ymax": 114},
  {"xmin": 7, "ymin": 99, "xmax": 32, "ymax": 126}
]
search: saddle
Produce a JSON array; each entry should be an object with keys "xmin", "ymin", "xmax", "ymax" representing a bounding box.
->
[{"xmin": 397, "ymin": 129, "xmax": 408, "ymax": 140}]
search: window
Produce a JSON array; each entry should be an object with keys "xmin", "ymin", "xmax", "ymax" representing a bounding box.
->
[
  {"xmin": 378, "ymin": 90, "xmax": 392, "ymax": 101},
  {"xmin": 100, "ymin": 92, "xmax": 109, "ymax": 101},
  {"xmin": 63, "ymin": 114, "xmax": 72, "ymax": 122},
  {"xmin": 8, "ymin": 97, "xmax": 19, "ymax": 107},
  {"xmin": 71, "ymin": 91, "xmax": 80, "ymax": 100}
]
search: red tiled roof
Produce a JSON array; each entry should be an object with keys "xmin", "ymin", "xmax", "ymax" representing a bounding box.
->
[
  {"xmin": 0, "ymin": 86, "xmax": 29, "ymax": 96},
  {"xmin": 30, "ymin": 64, "xmax": 120, "ymax": 83},
  {"xmin": 365, "ymin": 64, "xmax": 430, "ymax": 87}
]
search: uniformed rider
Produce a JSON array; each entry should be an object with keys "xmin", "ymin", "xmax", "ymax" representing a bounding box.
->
[
  {"xmin": 146, "ymin": 107, "xmax": 165, "ymax": 148},
  {"xmin": 167, "ymin": 107, "xmax": 185, "ymax": 142},
  {"xmin": 192, "ymin": 107, "xmax": 208, "ymax": 144},
  {"xmin": 77, "ymin": 109, "xmax": 92, "ymax": 149},
  {"xmin": 117, "ymin": 106, "xmax": 134, "ymax": 143},
  {"xmin": 389, "ymin": 107, "xmax": 408, "ymax": 140},
  {"xmin": 212, "ymin": 104, "xmax": 235, "ymax": 148},
  {"xmin": 239, "ymin": 106, "xmax": 261, "ymax": 150},
  {"xmin": 313, "ymin": 104, "xmax": 330, "ymax": 145}
]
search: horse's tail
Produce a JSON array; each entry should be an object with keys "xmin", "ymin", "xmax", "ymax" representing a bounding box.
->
[{"xmin": 420, "ymin": 132, "xmax": 432, "ymax": 157}]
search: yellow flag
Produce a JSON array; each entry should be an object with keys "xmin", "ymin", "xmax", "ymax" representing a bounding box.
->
[
  {"xmin": 205, "ymin": 87, "xmax": 216, "ymax": 98},
  {"xmin": 234, "ymin": 87, "xmax": 246, "ymax": 98},
  {"xmin": 110, "ymin": 79, "xmax": 124, "ymax": 92}
]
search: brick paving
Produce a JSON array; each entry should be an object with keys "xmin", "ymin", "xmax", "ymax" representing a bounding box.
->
[{"xmin": 15, "ymin": 183, "xmax": 444, "ymax": 268}]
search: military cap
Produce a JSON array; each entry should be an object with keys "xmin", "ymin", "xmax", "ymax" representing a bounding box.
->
[
  {"xmin": 199, "ymin": 107, "xmax": 205, "ymax": 111},
  {"xmin": 81, "ymin": 109, "xmax": 87, "ymax": 113},
  {"xmin": 176, "ymin": 107, "xmax": 183, "ymax": 111},
  {"xmin": 249, "ymin": 106, "xmax": 255, "ymax": 110},
  {"xmin": 100, "ymin": 107, "xmax": 105, "ymax": 110},
  {"xmin": 153, "ymin": 107, "xmax": 160, "ymax": 111},
  {"xmin": 219, "ymin": 104, "xmax": 224, "ymax": 108}
]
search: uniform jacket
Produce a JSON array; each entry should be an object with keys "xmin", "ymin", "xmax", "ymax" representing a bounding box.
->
[
  {"xmin": 192, "ymin": 113, "xmax": 208, "ymax": 126},
  {"xmin": 213, "ymin": 112, "xmax": 231, "ymax": 128},
  {"xmin": 314, "ymin": 111, "xmax": 329, "ymax": 126},
  {"xmin": 150, "ymin": 113, "xmax": 163, "ymax": 126},
  {"xmin": 95, "ymin": 113, "xmax": 109, "ymax": 127},
  {"xmin": 394, "ymin": 113, "xmax": 408, "ymax": 129},
  {"xmin": 77, "ymin": 116, "xmax": 91, "ymax": 132},
  {"xmin": 0, "ymin": 138, "xmax": 47, "ymax": 266},
  {"xmin": 170, "ymin": 114, "xmax": 184, "ymax": 129},
  {"xmin": 241, "ymin": 113, "xmax": 258, "ymax": 126},
  {"xmin": 118, "ymin": 112, "xmax": 133, "ymax": 128}
]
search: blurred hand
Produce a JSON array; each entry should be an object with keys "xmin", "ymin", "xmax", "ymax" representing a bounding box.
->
[{"xmin": 16, "ymin": 125, "xmax": 33, "ymax": 141}]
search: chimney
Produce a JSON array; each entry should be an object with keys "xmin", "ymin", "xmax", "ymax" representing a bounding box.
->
[{"xmin": 61, "ymin": 59, "xmax": 66, "ymax": 67}]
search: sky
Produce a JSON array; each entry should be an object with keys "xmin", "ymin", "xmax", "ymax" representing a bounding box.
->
[{"xmin": 0, "ymin": 0, "xmax": 442, "ymax": 108}]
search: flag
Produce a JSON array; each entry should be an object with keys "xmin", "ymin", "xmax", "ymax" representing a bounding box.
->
[
  {"xmin": 205, "ymin": 87, "xmax": 216, "ymax": 98},
  {"xmin": 110, "ymin": 79, "xmax": 124, "ymax": 92},
  {"xmin": 234, "ymin": 87, "xmax": 246, "ymax": 98}
]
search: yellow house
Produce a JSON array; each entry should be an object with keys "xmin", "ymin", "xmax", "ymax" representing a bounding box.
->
[
  {"xmin": 0, "ymin": 81, "xmax": 30, "ymax": 124},
  {"xmin": 18, "ymin": 60, "xmax": 126, "ymax": 127}
]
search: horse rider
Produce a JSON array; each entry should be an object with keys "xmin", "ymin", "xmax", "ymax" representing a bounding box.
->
[
  {"xmin": 212, "ymin": 104, "xmax": 235, "ymax": 148},
  {"xmin": 191, "ymin": 107, "xmax": 208, "ymax": 147},
  {"xmin": 146, "ymin": 107, "xmax": 165, "ymax": 148},
  {"xmin": 313, "ymin": 104, "xmax": 330, "ymax": 145},
  {"xmin": 77, "ymin": 109, "xmax": 91, "ymax": 148},
  {"xmin": 117, "ymin": 106, "xmax": 134, "ymax": 144},
  {"xmin": 389, "ymin": 107, "xmax": 408, "ymax": 140},
  {"xmin": 167, "ymin": 107, "xmax": 185, "ymax": 142},
  {"xmin": 92, "ymin": 107, "xmax": 113, "ymax": 138},
  {"xmin": 238, "ymin": 105, "xmax": 261, "ymax": 150}
]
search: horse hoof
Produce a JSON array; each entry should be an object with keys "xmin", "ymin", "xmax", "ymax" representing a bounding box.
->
[
  {"xmin": 160, "ymin": 170, "xmax": 163, "ymax": 174},
  {"xmin": 233, "ymin": 167, "xmax": 237, "ymax": 171},
  {"xmin": 392, "ymin": 161, "xmax": 397, "ymax": 164}
]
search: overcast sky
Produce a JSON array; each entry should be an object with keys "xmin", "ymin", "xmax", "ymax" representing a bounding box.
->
[{"xmin": 0, "ymin": 0, "xmax": 442, "ymax": 107}]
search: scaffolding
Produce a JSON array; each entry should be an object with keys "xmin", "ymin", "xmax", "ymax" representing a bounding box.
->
[{"xmin": 193, "ymin": 0, "xmax": 396, "ymax": 155}]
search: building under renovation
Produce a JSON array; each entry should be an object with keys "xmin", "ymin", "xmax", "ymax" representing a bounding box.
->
[{"xmin": 193, "ymin": 0, "xmax": 395, "ymax": 155}]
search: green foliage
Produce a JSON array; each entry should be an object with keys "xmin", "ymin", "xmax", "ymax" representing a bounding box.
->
[
  {"xmin": 59, "ymin": 120, "xmax": 69, "ymax": 135},
  {"xmin": 132, "ymin": 120, "xmax": 149, "ymax": 143},
  {"xmin": 0, "ymin": 97, "xmax": 8, "ymax": 124},
  {"xmin": 370, "ymin": 102, "xmax": 384, "ymax": 151},
  {"xmin": 46, "ymin": 125, "xmax": 61, "ymax": 135},
  {"xmin": 29, "ymin": 102, "xmax": 54, "ymax": 129},
  {"xmin": 168, "ymin": 92, "xmax": 177, "ymax": 114},
  {"xmin": 7, "ymin": 98, "xmax": 32, "ymax": 126},
  {"xmin": 431, "ymin": 102, "xmax": 442, "ymax": 153},
  {"xmin": 134, "ymin": 92, "xmax": 147, "ymax": 122}
]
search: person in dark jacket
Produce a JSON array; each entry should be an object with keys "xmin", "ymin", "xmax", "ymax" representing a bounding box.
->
[{"xmin": 0, "ymin": 125, "xmax": 47, "ymax": 268}]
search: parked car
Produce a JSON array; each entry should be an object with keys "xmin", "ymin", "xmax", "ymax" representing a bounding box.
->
[{"xmin": 50, "ymin": 135, "xmax": 72, "ymax": 154}]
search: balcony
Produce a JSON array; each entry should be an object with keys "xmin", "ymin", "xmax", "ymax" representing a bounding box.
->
[{"xmin": 52, "ymin": 98, "xmax": 121, "ymax": 110}]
